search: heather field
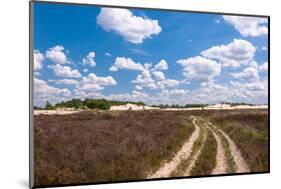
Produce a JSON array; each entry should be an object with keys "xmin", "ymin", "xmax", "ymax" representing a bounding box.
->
[{"xmin": 34, "ymin": 109, "xmax": 268, "ymax": 186}]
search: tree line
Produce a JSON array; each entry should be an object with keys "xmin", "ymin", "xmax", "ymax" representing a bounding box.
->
[
  {"xmin": 34, "ymin": 99, "xmax": 256, "ymax": 111},
  {"xmin": 151, "ymin": 104, "xmax": 208, "ymax": 109},
  {"xmin": 34, "ymin": 99, "xmax": 145, "ymax": 110}
]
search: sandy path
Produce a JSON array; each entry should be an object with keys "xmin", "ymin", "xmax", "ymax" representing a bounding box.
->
[
  {"xmin": 183, "ymin": 120, "xmax": 207, "ymax": 176},
  {"xmin": 148, "ymin": 117, "xmax": 200, "ymax": 178},
  {"xmin": 205, "ymin": 124, "xmax": 227, "ymax": 174},
  {"xmin": 219, "ymin": 130, "xmax": 250, "ymax": 173}
]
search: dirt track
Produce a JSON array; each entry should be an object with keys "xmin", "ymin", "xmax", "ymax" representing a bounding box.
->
[
  {"xmin": 148, "ymin": 116, "xmax": 250, "ymax": 178},
  {"xmin": 148, "ymin": 117, "xmax": 201, "ymax": 178}
]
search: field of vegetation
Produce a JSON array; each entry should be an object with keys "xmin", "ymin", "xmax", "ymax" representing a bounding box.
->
[
  {"xmin": 34, "ymin": 109, "xmax": 268, "ymax": 187},
  {"xmin": 209, "ymin": 110, "xmax": 269, "ymax": 172}
]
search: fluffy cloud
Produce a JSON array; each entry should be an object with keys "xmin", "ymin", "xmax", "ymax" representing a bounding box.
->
[
  {"xmin": 75, "ymin": 73, "xmax": 117, "ymax": 94},
  {"xmin": 261, "ymin": 46, "xmax": 268, "ymax": 51},
  {"xmin": 97, "ymin": 8, "xmax": 162, "ymax": 44},
  {"xmin": 82, "ymin": 51, "xmax": 96, "ymax": 67},
  {"xmin": 230, "ymin": 80, "xmax": 267, "ymax": 92},
  {"xmin": 34, "ymin": 78, "xmax": 72, "ymax": 106},
  {"xmin": 231, "ymin": 66, "xmax": 259, "ymax": 81},
  {"xmin": 156, "ymin": 79, "xmax": 179, "ymax": 89},
  {"xmin": 228, "ymin": 79, "xmax": 268, "ymax": 103},
  {"xmin": 170, "ymin": 79, "xmax": 268, "ymax": 105},
  {"xmin": 77, "ymin": 83, "xmax": 104, "ymax": 92},
  {"xmin": 34, "ymin": 72, "xmax": 41, "ymax": 76},
  {"xmin": 34, "ymin": 78, "xmax": 71, "ymax": 96},
  {"xmin": 152, "ymin": 71, "xmax": 165, "ymax": 80},
  {"xmin": 50, "ymin": 64, "xmax": 82, "ymax": 78},
  {"xmin": 201, "ymin": 39, "xmax": 256, "ymax": 68},
  {"xmin": 231, "ymin": 61, "xmax": 268, "ymax": 81},
  {"xmin": 109, "ymin": 57, "xmax": 144, "ymax": 71},
  {"xmin": 108, "ymin": 90, "xmax": 149, "ymax": 102},
  {"xmin": 135, "ymin": 85, "xmax": 143, "ymax": 90},
  {"xmin": 259, "ymin": 62, "xmax": 268, "ymax": 72},
  {"xmin": 34, "ymin": 50, "xmax": 44, "ymax": 71},
  {"xmin": 161, "ymin": 89, "xmax": 188, "ymax": 96},
  {"xmin": 223, "ymin": 16, "xmax": 268, "ymax": 37},
  {"xmin": 144, "ymin": 63, "xmax": 152, "ymax": 69},
  {"xmin": 132, "ymin": 68, "xmax": 179, "ymax": 90},
  {"xmin": 127, "ymin": 58, "xmax": 179, "ymax": 90},
  {"xmin": 177, "ymin": 56, "xmax": 221, "ymax": 82},
  {"xmin": 45, "ymin": 45, "xmax": 68, "ymax": 64},
  {"xmin": 153, "ymin": 59, "xmax": 168, "ymax": 71},
  {"xmin": 132, "ymin": 69, "xmax": 154, "ymax": 85},
  {"xmin": 81, "ymin": 73, "xmax": 117, "ymax": 86},
  {"xmin": 48, "ymin": 79, "xmax": 79, "ymax": 85}
]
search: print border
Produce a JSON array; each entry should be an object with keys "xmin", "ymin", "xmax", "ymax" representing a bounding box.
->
[{"xmin": 29, "ymin": 0, "xmax": 270, "ymax": 188}]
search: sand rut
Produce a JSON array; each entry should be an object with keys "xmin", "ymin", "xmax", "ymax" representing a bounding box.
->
[
  {"xmin": 148, "ymin": 118, "xmax": 200, "ymax": 178},
  {"xmin": 183, "ymin": 119, "xmax": 207, "ymax": 176},
  {"xmin": 207, "ymin": 121, "xmax": 250, "ymax": 173},
  {"xmin": 219, "ymin": 130, "xmax": 250, "ymax": 173},
  {"xmin": 148, "ymin": 117, "xmax": 250, "ymax": 179},
  {"xmin": 205, "ymin": 124, "xmax": 227, "ymax": 174}
]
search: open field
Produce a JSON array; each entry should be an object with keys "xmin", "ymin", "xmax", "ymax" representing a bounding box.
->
[{"xmin": 34, "ymin": 109, "xmax": 268, "ymax": 186}]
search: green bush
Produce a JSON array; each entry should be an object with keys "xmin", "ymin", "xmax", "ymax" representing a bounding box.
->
[{"xmin": 85, "ymin": 99, "xmax": 110, "ymax": 110}]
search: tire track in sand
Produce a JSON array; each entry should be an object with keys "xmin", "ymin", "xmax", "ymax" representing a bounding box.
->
[
  {"xmin": 183, "ymin": 118, "xmax": 207, "ymax": 176},
  {"xmin": 148, "ymin": 117, "xmax": 200, "ymax": 178},
  {"xmin": 204, "ymin": 123, "xmax": 227, "ymax": 174},
  {"xmin": 207, "ymin": 121, "xmax": 250, "ymax": 173},
  {"xmin": 219, "ymin": 129, "xmax": 250, "ymax": 173}
]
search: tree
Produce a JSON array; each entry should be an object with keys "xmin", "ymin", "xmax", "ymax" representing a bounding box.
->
[
  {"xmin": 85, "ymin": 99, "xmax": 110, "ymax": 110},
  {"xmin": 45, "ymin": 101, "xmax": 54, "ymax": 110}
]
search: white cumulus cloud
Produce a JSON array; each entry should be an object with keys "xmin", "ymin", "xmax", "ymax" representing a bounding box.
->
[
  {"xmin": 73, "ymin": 73, "xmax": 117, "ymax": 97},
  {"xmin": 109, "ymin": 57, "xmax": 144, "ymax": 72},
  {"xmin": 34, "ymin": 50, "xmax": 44, "ymax": 71},
  {"xmin": 153, "ymin": 59, "xmax": 168, "ymax": 71},
  {"xmin": 82, "ymin": 51, "xmax": 96, "ymax": 67},
  {"xmin": 152, "ymin": 71, "xmax": 165, "ymax": 81},
  {"xmin": 177, "ymin": 56, "xmax": 221, "ymax": 82},
  {"xmin": 161, "ymin": 89, "xmax": 189, "ymax": 96},
  {"xmin": 201, "ymin": 39, "xmax": 256, "ymax": 68},
  {"xmin": 81, "ymin": 73, "xmax": 117, "ymax": 86},
  {"xmin": 135, "ymin": 85, "xmax": 143, "ymax": 90},
  {"xmin": 156, "ymin": 79, "xmax": 179, "ymax": 89},
  {"xmin": 45, "ymin": 45, "xmax": 68, "ymax": 64},
  {"xmin": 223, "ymin": 16, "xmax": 268, "ymax": 37},
  {"xmin": 97, "ymin": 8, "xmax": 162, "ymax": 44},
  {"xmin": 231, "ymin": 66, "xmax": 259, "ymax": 81},
  {"xmin": 259, "ymin": 62, "xmax": 268, "ymax": 72},
  {"xmin": 132, "ymin": 69, "xmax": 154, "ymax": 85},
  {"xmin": 48, "ymin": 79, "xmax": 79, "ymax": 85},
  {"xmin": 50, "ymin": 64, "xmax": 82, "ymax": 78},
  {"xmin": 34, "ymin": 78, "xmax": 72, "ymax": 106},
  {"xmin": 108, "ymin": 90, "xmax": 149, "ymax": 102}
]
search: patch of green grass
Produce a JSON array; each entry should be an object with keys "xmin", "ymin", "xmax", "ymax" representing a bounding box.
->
[
  {"xmin": 211, "ymin": 113, "xmax": 268, "ymax": 172},
  {"xmin": 190, "ymin": 129, "xmax": 217, "ymax": 176},
  {"xmin": 205, "ymin": 121, "xmax": 236, "ymax": 173},
  {"xmin": 218, "ymin": 130, "xmax": 236, "ymax": 173}
]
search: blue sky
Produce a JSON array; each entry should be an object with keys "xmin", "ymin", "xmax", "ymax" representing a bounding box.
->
[{"xmin": 33, "ymin": 2, "xmax": 268, "ymax": 106}]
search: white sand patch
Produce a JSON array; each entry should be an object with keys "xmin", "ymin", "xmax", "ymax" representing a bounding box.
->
[{"xmin": 110, "ymin": 103, "xmax": 160, "ymax": 111}]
